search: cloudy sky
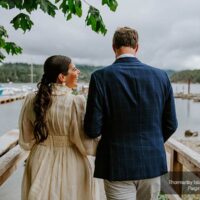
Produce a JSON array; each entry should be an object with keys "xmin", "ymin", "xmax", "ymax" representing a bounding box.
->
[{"xmin": 1, "ymin": 0, "xmax": 200, "ymax": 70}]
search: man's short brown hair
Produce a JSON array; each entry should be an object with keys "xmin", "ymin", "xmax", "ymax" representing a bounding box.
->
[{"xmin": 113, "ymin": 27, "xmax": 139, "ymax": 49}]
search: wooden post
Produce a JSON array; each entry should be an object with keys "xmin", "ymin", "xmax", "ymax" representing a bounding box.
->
[
  {"xmin": 170, "ymin": 150, "xmax": 183, "ymax": 196},
  {"xmin": 188, "ymin": 79, "xmax": 191, "ymax": 94}
]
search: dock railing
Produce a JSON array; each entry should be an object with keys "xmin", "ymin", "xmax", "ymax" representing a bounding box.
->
[
  {"xmin": 0, "ymin": 130, "xmax": 27, "ymax": 186},
  {"xmin": 1, "ymin": 131, "xmax": 200, "ymax": 200},
  {"xmin": 164, "ymin": 138, "xmax": 200, "ymax": 200}
]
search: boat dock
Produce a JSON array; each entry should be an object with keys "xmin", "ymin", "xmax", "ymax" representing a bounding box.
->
[
  {"xmin": 0, "ymin": 95, "xmax": 26, "ymax": 105},
  {"xmin": 174, "ymin": 93, "xmax": 200, "ymax": 102}
]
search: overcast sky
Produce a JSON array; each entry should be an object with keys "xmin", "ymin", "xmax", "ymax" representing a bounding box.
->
[{"xmin": 1, "ymin": 0, "xmax": 200, "ymax": 70}]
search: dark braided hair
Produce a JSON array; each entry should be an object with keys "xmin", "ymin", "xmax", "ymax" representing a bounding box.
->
[{"xmin": 33, "ymin": 55, "xmax": 71, "ymax": 143}]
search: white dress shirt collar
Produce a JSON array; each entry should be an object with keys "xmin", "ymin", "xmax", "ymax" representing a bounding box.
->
[{"xmin": 117, "ymin": 54, "xmax": 135, "ymax": 59}]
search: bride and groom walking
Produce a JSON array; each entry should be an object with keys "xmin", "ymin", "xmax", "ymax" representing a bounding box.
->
[{"xmin": 19, "ymin": 27, "xmax": 177, "ymax": 200}]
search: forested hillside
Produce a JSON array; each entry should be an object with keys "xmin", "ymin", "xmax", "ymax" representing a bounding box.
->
[
  {"xmin": 170, "ymin": 70, "xmax": 200, "ymax": 83},
  {"xmin": 0, "ymin": 63, "xmax": 101, "ymax": 83},
  {"xmin": 1, "ymin": 63, "xmax": 199, "ymax": 83}
]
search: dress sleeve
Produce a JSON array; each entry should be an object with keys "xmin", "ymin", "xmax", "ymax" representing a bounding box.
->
[
  {"xmin": 69, "ymin": 95, "xmax": 99, "ymax": 156},
  {"xmin": 18, "ymin": 93, "xmax": 36, "ymax": 151}
]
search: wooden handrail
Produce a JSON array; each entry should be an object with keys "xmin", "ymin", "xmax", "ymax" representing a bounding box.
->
[
  {"xmin": 165, "ymin": 138, "xmax": 200, "ymax": 199},
  {"xmin": 166, "ymin": 138, "xmax": 200, "ymax": 169},
  {"xmin": 0, "ymin": 129, "xmax": 19, "ymax": 156},
  {"xmin": 0, "ymin": 130, "xmax": 27, "ymax": 186}
]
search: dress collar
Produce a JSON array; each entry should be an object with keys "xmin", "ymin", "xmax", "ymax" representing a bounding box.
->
[{"xmin": 51, "ymin": 83, "xmax": 72, "ymax": 96}]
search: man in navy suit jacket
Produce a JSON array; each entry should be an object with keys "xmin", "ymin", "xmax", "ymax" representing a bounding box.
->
[{"xmin": 84, "ymin": 27, "xmax": 178, "ymax": 200}]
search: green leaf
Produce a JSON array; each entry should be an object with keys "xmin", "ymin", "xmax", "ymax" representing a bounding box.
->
[
  {"xmin": 0, "ymin": 38, "xmax": 5, "ymax": 47},
  {"xmin": 86, "ymin": 15, "xmax": 91, "ymax": 26},
  {"xmin": 59, "ymin": 0, "xmax": 69, "ymax": 14},
  {"xmin": 22, "ymin": 0, "xmax": 38, "ymax": 13},
  {"xmin": 102, "ymin": 0, "xmax": 108, "ymax": 6},
  {"xmin": 109, "ymin": 0, "xmax": 118, "ymax": 11},
  {"xmin": 100, "ymin": 22, "xmax": 107, "ymax": 35},
  {"xmin": 0, "ymin": 50, "xmax": 5, "ymax": 62},
  {"xmin": 75, "ymin": 6, "xmax": 82, "ymax": 17},
  {"xmin": 60, "ymin": 0, "xmax": 82, "ymax": 18},
  {"xmin": 102, "ymin": 0, "xmax": 118, "ymax": 12},
  {"xmin": 0, "ymin": 1, "xmax": 9, "ymax": 9},
  {"xmin": 38, "ymin": 0, "xmax": 48, "ymax": 13},
  {"xmin": 75, "ymin": 0, "xmax": 82, "ymax": 17},
  {"xmin": 68, "ymin": 0, "xmax": 74, "ymax": 12},
  {"xmin": 0, "ymin": 26, "xmax": 8, "ymax": 38},
  {"xmin": 90, "ymin": 15, "xmax": 97, "ymax": 31},
  {"xmin": 4, "ymin": 42, "xmax": 22, "ymax": 55},
  {"xmin": 85, "ymin": 6, "xmax": 107, "ymax": 35},
  {"xmin": 10, "ymin": 13, "xmax": 34, "ymax": 32},
  {"xmin": 55, "ymin": 0, "xmax": 60, "ymax": 3},
  {"xmin": 0, "ymin": 0, "xmax": 23, "ymax": 9},
  {"xmin": 4, "ymin": 0, "xmax": 15, "ymax": 9},
  {"xmin": 15, "ymin": 0, "xmax": 23, "ymax": 9},
  {"xmin": 96, "ymin": 20, "xmax": 101, "ymax": 32},
  {"xmin": 38, "ymin": 0, "xmax": 58, "ymax": 17},
  {"xmin": 66, "ymin": 13, "xmax": 72, "ymax": 20}
]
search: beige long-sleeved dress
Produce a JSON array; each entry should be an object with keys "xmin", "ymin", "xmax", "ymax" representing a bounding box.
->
[{"xmin": 19, "ymin": 84, "xmax": 99, "ymax": 200}]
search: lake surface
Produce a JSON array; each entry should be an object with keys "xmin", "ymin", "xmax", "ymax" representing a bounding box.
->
[
  {"xmin": 0, "ymin": 83, "xmax": 200, "ymax": 199},
  {"xmin": 0, "ymin": 83, "xmax": 200, "ymax": 138}
]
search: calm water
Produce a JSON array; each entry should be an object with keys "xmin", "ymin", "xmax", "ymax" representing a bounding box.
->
[
  {"xmin": 0, "ymin": 83, "xmax": 200, "ymax": 199},
  {"xmin": 0, "ymin": 83, "xmax": 200, "ymax": 138}
]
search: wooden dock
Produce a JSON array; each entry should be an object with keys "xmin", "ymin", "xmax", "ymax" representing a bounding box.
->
[
  {"xmin": 0, "ymin": 95, "xmax": 26, "ymax": 104},
  {"xmin": 174, "ymin": 93, "xmax": 200, "ymax": 102}
]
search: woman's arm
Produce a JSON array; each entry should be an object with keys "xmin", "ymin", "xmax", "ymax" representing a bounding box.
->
[{"xmin": 18, "ymin": 93, "xmax": 36, "ymax": 150}]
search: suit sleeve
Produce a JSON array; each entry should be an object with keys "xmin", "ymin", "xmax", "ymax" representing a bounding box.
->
[
  {"xmin": 162, "ymin": 77, "xmax": 178, "ymax": 142},
  {"xmin": 84, "ymin": 73, "xmax": 103, "ymax": 138}
]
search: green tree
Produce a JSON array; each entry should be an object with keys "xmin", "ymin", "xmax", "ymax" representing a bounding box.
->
[
  {"xmin": 170, "ymin": 69, "xmax": 200, "ymax": 83},
  {"xmin": 0, "ymin": 0, "xmax": 118, "ymax": 62}
]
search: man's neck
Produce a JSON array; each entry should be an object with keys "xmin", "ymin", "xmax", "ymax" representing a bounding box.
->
[{"xmin": 114, "ymin": 47, "xmax": 137, "ymax": 59}]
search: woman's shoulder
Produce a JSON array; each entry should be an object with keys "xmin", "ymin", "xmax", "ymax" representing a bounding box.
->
[
  {"xmin": 26, "ymin": 91, "xmax": 36, "ymax": 98},
  {"xmin": 23, "ymin": 92, "xmax": 36, "ymax": 105},
  {"xmin": 72, "ymin": 94, "xmax": 86, "ymax": 109},
  {"xmin": 26, "ymin": 91, "xmax": 36, "ymax": 100}
]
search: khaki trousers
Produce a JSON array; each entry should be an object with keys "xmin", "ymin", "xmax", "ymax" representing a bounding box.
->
[{"xmin": 104, "ymin": 176, "xmax": 160, "ymax": 200}]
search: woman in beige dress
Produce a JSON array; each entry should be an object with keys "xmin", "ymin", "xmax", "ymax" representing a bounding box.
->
[{"xmin": 19, "ymin": 55, "xmax": 99, "ymax": 200}]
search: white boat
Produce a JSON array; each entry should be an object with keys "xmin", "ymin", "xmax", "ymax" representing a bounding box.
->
[{"xmin": 0, "ymin": 85, "xmax": 34, "ymax": 96}]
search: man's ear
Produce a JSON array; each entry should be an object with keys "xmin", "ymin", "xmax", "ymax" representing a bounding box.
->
[{"xmin": 135, "ymin": 44, "xmax": 139, "ymax": 53}]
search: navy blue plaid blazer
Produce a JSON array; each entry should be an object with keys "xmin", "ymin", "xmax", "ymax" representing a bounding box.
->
[{"xmin": 84, "ymin": 57, "xmax": 178, "ymax": 181}]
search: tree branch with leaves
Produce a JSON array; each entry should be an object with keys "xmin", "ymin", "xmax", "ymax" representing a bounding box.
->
[{"xmin": 0, "ymin": 0, "xmax": 118, "ymax": 62}]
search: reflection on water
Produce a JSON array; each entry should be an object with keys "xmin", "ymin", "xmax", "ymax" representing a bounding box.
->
[
  {"xmin": 173, "ymin": 98, "xmax": 200, "ymax": 140},
  {"xmin": 172, "ymin": 83, "xmax": 200, "ymax": 94},
  {"xmin": 187, "ymin": 100, "xmax": 190, "ymax": 118},
  {"xmin": 0, "ymin": 100, "xmax": 23, "ymax": 134}
]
